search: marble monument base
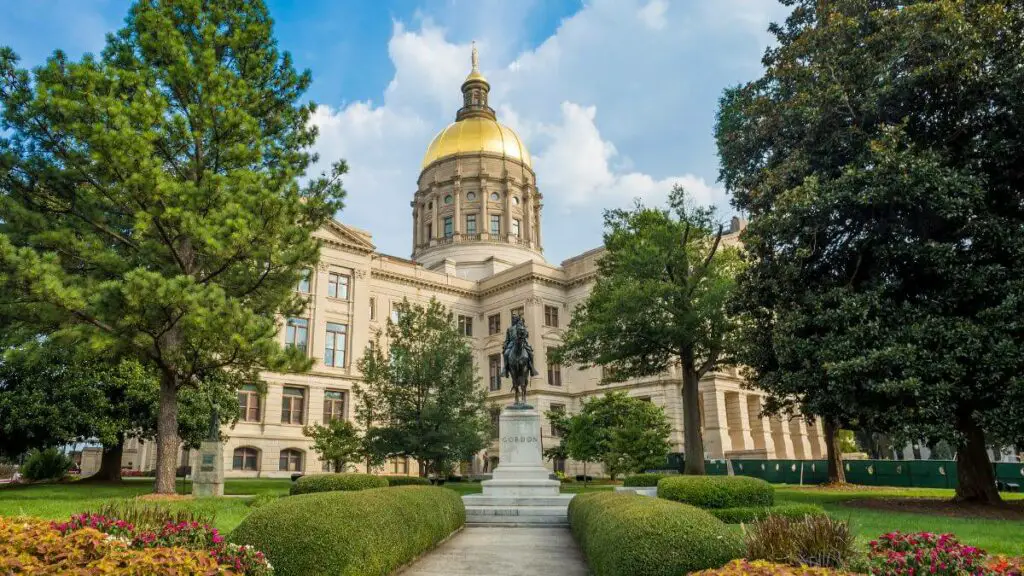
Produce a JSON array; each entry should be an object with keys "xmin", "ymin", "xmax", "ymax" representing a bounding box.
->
[
  {"xmin": 192, "ymin": 440, "xmax": 224, "ymax": 497},
  {"xmin": 463, "ymin": 406, "xmax": 574, "ymax": 526}
]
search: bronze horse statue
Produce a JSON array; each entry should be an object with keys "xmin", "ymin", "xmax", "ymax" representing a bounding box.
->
[{"xmin": 503, "ymin": 314, "xmax": 538, "ymax": 406}]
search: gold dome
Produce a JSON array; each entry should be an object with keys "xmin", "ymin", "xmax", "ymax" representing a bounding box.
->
[{"xmin": 421, "ymin": 116, "xmax": 531, "ymax": 169}]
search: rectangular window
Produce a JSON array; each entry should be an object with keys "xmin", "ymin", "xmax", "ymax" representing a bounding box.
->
[
  {"xmin": 638, "ymin": 396, "xmax": 652, "ymax": 402},
  {"xmin": 327, "ymin": 272, "xmax": 350, "ymax": 300},
  {"xmin": 281, "ymin": 386, "xmax": 306, "ymax": 425},
  {"xmin": 443, "ymin": 216, "xmax": 453, "ymax": 237},
  {"xmin": 391, "ymin": 457, "xmax": 409, "ymax": 475},
  {"xmin": 600, "ymin": 365, "xmax": 618, "ymax": 385},
  {"xmin": 512, "ymin": 218, "xmax": 521, "ymax": 237},
  {"xmin": 390, "ymin": 308, "xmax": 400, "ymax": 324},
  {"xmin": 488, "ymin": 314, "xmax": 501, "ymax": 335},
  {"xmin": 369, "ymin": 297, "xmax": 377, "ymax": 320},
  {"xmin": 325, "ymin": 322, "xmax": 347, "ymax": 367},
  {"xmin": 466, "ymin": 214, "xmax": 477, "ymax": 234},
  {"xmin": 550, "ymin": 403, "xmax": 565, "ymax": 437},
  {"xmin": 488, "ymin": 354, "xmax": 502, "ymax": 391},
  {"xmin": 458, "ymin": 315, "xmax": 473, "ymax": 337},
  {"xmin": 547, "ymin": 348, "xmax": 562, "ymax": 387},
  {"xmin": 490, "ymin": 407, "xmax": 501, "ymax": 439},
  {"xmin": 296, "ymin": 269, "xmax": 311, "ymax": 293},
  {"xmin": 544, "ymin": 305, "xmax": 559, "ymax": 327},
  {"xmin": 425, "ymin": 222, "xmax": 432, "ymax": 240},
  {"xmin": 490, "ymin": 214, "xmax": 500, "ymax": 235},
  {"xmin": 285, "ymin": 318, "xmax": 309, "ymax": 354},
  {"xmin": 323, "ymin": 390, "xmax": 346, "ymax": 423},
  {"xmin": 238, "ymin": 385, "xmax": 260, "ymax": 422}
]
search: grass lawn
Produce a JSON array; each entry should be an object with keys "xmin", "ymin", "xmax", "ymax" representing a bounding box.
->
[
  {"xmin": 3, "ymin": 478, "xmax": 1022, "ymax": 555},
  {"xmin": 775, "ymin": 486, "xmax": 1024, "ymax": 556}
]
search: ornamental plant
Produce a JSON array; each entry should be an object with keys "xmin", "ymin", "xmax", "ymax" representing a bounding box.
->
[
  {"xmin": 868, "ymin": 532, "xmax": 987, "ymax": 576},
  {"xmin": 52, "ymin": 513, "xmax": 135, "ymax": 540}
]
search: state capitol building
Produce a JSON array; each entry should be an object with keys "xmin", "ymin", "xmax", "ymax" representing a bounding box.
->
[{"xmin": 125, "ymin": 51, "xmax": 827, "ymax": 478}]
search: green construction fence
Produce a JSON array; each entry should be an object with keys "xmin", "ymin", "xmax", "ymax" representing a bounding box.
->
[{"xmin": 661, "ymin": 454, "xmax": 1024, "ymax": 489}]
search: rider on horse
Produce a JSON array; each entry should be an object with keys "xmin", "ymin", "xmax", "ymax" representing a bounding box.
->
[{"xmin": 503, "ymin": 312, "xmax": 539, "ymax": 378}]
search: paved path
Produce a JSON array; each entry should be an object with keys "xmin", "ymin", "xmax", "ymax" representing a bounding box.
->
[{"xmin": 401, "ymin": 527, "xmax": 588, "ymax": 576}]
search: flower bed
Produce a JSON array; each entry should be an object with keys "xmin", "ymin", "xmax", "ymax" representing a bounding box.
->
[
  {"xmin": 49, "ymin": 512, "xmax": 271, "ymax": 575},
  {"xmin": 691, "ymin": 559, "xmax": 854, "ymax": 575},
  {"xmin": 869, "ymin": 532, "xmax": 995, "ymax": 576},
  {"xmin": 1, "ymin": 517, "xmax": 241, "ymax": 575}
]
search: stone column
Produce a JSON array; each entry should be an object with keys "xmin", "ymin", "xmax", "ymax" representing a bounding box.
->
[
  {"xmin": 504, "ymin": 187, "xmax": 513, "ymax": 240},
  {"xmin": 431, "ymin": 190, "xmax": 440, "ymax": 244},
  {"xmin": 746, "ymin": 395, "xmax": 775, "ymax": 458},
  {"xmin": 701, "ymin": 388, "xmax": 732, "ymax": 457},
  {"xmin": 454, "ymin": 187, "xmax": 462, "ymax": 237},
  {"xmin": 523, "ymin": 187, "xmax": 533, "ymax": 248},
  {"xmin": 769, "ymin": 415, "xmax": 795, "ymax": 459},
  {"xmin": 411, "ymin": 202, "xmax": 419, "ymax": 252},
  {"xmin": 534, "ymin": 195, "xmax": 543, "ymax": 249},
  {"xmin": 481, "ymin": 186, "xmax": 490, "ymax": 239},
  {"xmin": 733, "ymin": 392, "xmax": 757, "ymax": 452},
  {"xmin": 789, "ymin": 418, "xmax": 813, "ymax": 460}
]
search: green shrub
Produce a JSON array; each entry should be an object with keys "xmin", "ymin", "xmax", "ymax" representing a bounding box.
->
[
  {"xmin": 288, "ymin": 473, "xmax": 387, "ymax": 495},
  {"xmin": 230, "ymin": 486, "xmax": 464, "ymax": 576},
  {"xmin": 622, "ymin": 473, "xmax": 669, "ymax": 487},
  {"xmin": 569, "ymin": 491, "xmax": 743, "ymax": 576},
  {"xmin": 657, "ymin": 475, "xmax": 774, "ymax": 509},
  {"xmin": 744, "ymin": 515, "xmax": 856, "ymax": 568},
  {"xmin": 20, "ymin": 448, "xmax": 73, "ymax": 482},
  {"xmin": 247, "ymin": 493, "xmax": 280, "ymax": 509},
  {"xmin": 384, "ymin": 475, "xmax": 430, "ymax": 487},
  {"xmin": 710, "ymin": 503, "xmax": 827, "ymax": 524}
]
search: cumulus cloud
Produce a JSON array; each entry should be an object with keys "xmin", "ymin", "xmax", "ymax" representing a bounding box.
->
[{"xmin": 310, "ymin": 0, "xmax": 784, "ymax": 261}]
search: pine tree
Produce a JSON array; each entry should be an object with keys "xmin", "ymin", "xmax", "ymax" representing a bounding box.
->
[{"xmin": 0, "ymin": 0, "xmax": 345, "ymax": 492}]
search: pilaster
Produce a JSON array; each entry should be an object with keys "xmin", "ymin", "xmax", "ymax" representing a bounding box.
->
[
  {"xmin": 701, "ymin": 389, "xmax": 732, "ymax": 458},
  {"xmin": 769, "ymin": 415, "xmax": 795, "ymax": 459},
  {"xmin": 788, "ymin": 418, "xmax": 813, "ymax": 460}
]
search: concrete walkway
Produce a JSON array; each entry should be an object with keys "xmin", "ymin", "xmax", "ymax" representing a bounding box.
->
[{"xmin": 402, "ymin": 527, "xmax": 588, "ymax": 576}]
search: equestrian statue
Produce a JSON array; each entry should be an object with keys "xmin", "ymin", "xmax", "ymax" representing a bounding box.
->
[{"xmin": 502, "ymin": 312, "xmax": 538, "ymax": 407}]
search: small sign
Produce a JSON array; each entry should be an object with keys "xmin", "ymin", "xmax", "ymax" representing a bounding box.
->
[{"xmin": 200, "ymin": 453, "xmax": 215, "ymax": 472}]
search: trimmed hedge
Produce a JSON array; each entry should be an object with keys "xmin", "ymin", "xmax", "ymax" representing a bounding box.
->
[
  {"xmin": 231, "ymin": 486, "xmax": 464, "ymax": 576},
  {"xmin": 657, "ymin": 475, "xmax": 774, "ymax": 509},
  {"xmin": 569, "ymin": 491, "xmax": 743, "ymax": 576},
  {"xmin": 709, "ymin": 503, "xmax": 827, "ymax": 524},
  {"xmin": 288, "ymin": 473, "xmax": 387, "ymax": 495},
  {"xmin": 384, "ymin": 475, "xmax": 431, "ymax": 487},
  {"xmin": 622, "ymin": 473, "xmax": 670, "ymax": 487}
]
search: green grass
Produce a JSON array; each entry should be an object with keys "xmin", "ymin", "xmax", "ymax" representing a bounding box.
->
[
  {"xmin": 775, "ymin": 486, "xmax": 1024, "ymax": 556},
  {"xmin": 3, "ymin": 479, "xmax": 1022, "ymax": 555}
]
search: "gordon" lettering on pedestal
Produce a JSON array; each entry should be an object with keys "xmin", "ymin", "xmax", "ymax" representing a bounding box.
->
[{"xmin": 500, "ymin": 436, "xmax": 539, "ymax": 443}]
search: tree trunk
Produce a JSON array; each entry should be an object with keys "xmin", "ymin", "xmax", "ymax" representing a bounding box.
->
[
  {"xmin": 154, "ymin": 370, "xmax": 179, "ymax": 494},
  {"xmin": 823, "ymin": 418, "xmax": 846, "ymax": 484},
  {"xmin": 954, "ymin": 412, "xmax": 1001, "ymax": 504},
  {"xmin": 681, "ymin": 362, "xmax": 706, "ymax": 475},
  {"xmin": 90, "ymin": 436, "xmax": 125, "ymax": 482}
]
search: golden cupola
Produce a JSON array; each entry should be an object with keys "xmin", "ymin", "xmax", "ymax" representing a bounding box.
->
[
  {"xmin": 411, "ymin": 43, "xmax": 543, "ymax": 280},
  {"xmin": 421, "ymin": 45, "xmax": 531, "ymax": 169}
]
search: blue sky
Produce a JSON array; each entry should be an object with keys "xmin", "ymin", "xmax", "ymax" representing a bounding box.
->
[{"xmin": 1, "ymin": 0, "xmax": 789, "ymax": 263}]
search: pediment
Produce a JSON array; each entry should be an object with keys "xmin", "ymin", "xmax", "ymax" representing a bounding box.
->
[{"xmin": 318, "ymin": 219, "xmax": 377, "ymax": 253}]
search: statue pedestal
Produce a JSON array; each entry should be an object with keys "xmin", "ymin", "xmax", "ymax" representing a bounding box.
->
[
  {"xmin": 462, "ymin": 406, "xmax": 574, "ymax": 525},
  {"xmin": 191, "ymin": 440, "xmax": 224, "ymax": 497}
]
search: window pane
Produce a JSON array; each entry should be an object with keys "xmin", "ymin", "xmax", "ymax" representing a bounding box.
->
[
  {"xmin": 297, "ymin": 269, "xmax": 311, "ymax": 293},
  {"xmin": 490, "ymin": 215, "xmax": 500, "ymax": 235}
]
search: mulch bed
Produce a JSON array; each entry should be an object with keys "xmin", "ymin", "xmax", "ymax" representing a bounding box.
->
[
  {"xmin": 841, "ymin": 497, "xmax": 1024, "ymax": 520},
  {"xmin": 136, "ymin": 493, "xmax": 194, "ymax": 502}
]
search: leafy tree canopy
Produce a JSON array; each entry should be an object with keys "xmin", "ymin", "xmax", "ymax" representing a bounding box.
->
[
  {"xmin": 717, "ymin": 0, "xmax": 1024, "ymax": 502},
  {"xmin": 553, "ymin": 186, "xmax": 741, "ymax": 474},
  {"xmin": 0, "ymin": 0, "xmax": 345, "ymax": 492},
  {"xmin": 355, "ymin": 298, "xmax": 490, "ymax": 477},
  {"xmin": 303, "ymin": 419, "xmax": 363, "ymax": 474}
]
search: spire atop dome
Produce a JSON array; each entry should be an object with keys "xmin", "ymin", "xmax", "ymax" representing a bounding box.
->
[{"xmin": 457, "ymin": 41, "xmax": 494, "ymax": 121}]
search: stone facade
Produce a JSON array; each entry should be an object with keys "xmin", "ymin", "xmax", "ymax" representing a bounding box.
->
[{"xmin": 123, "ymin": 49, "xmax": 826, "ymax": 478}]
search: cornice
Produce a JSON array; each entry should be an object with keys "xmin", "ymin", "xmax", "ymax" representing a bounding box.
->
[{"xmin": 369, "ymin": 267, "xmax": 478, "ymax": 299}]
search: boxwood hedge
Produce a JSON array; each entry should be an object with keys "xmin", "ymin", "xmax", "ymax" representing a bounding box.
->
[
  {"xmin": 230, "ymin": 486, "xmax": 464, "ymax": 576},
  {"xmin": 384, "ymin": 475, "xmax": 431, "ymax": 487},
  {"xmin": 569, "ymin": 491, "xmax": 744, "ymax": 576},
  {"xmin": 288, "ymin": 473, "xmax": 387, "ymax": 495},
  {"xmin": 709, "ymin": 503, "xmax": 827, "ymax": 524},
  {"xmin": 657, "ymin": 475, "xmax": 774, "ymax": 509},
  {"xmin": 622, "ymin": 473, "xmax": 670, "ymax": 487}
]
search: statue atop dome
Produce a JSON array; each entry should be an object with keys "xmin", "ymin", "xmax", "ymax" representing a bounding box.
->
[{"xmin": 471, "ymin": 41, "xmax": 479, "ymax": 72}]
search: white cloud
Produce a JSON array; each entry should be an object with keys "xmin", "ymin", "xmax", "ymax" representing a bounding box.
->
[
  {"xmin": 310, "ymin": 0, "xmax": 785, "ymax": 261},
  {"xmin": 637, "ymin": 0, "xmax": 668, "ymax": 30}
]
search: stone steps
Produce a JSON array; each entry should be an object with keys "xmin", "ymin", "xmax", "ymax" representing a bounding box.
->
[{"xmin": 465, "ymin": 504, "xmax": 570, "ymax": 526}]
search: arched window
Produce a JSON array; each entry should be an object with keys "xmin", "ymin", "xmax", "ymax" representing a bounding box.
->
[
  {"xmin": 279, "ymin": 449, "xmax": 303, "ymax": 472},
  {"xmin": 232, "ymin": 447, "xmax": 259, "ymax": 471},
  {"xmin": 512, "ymin": 196, "xmax": 520, "ymax": 205}
]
